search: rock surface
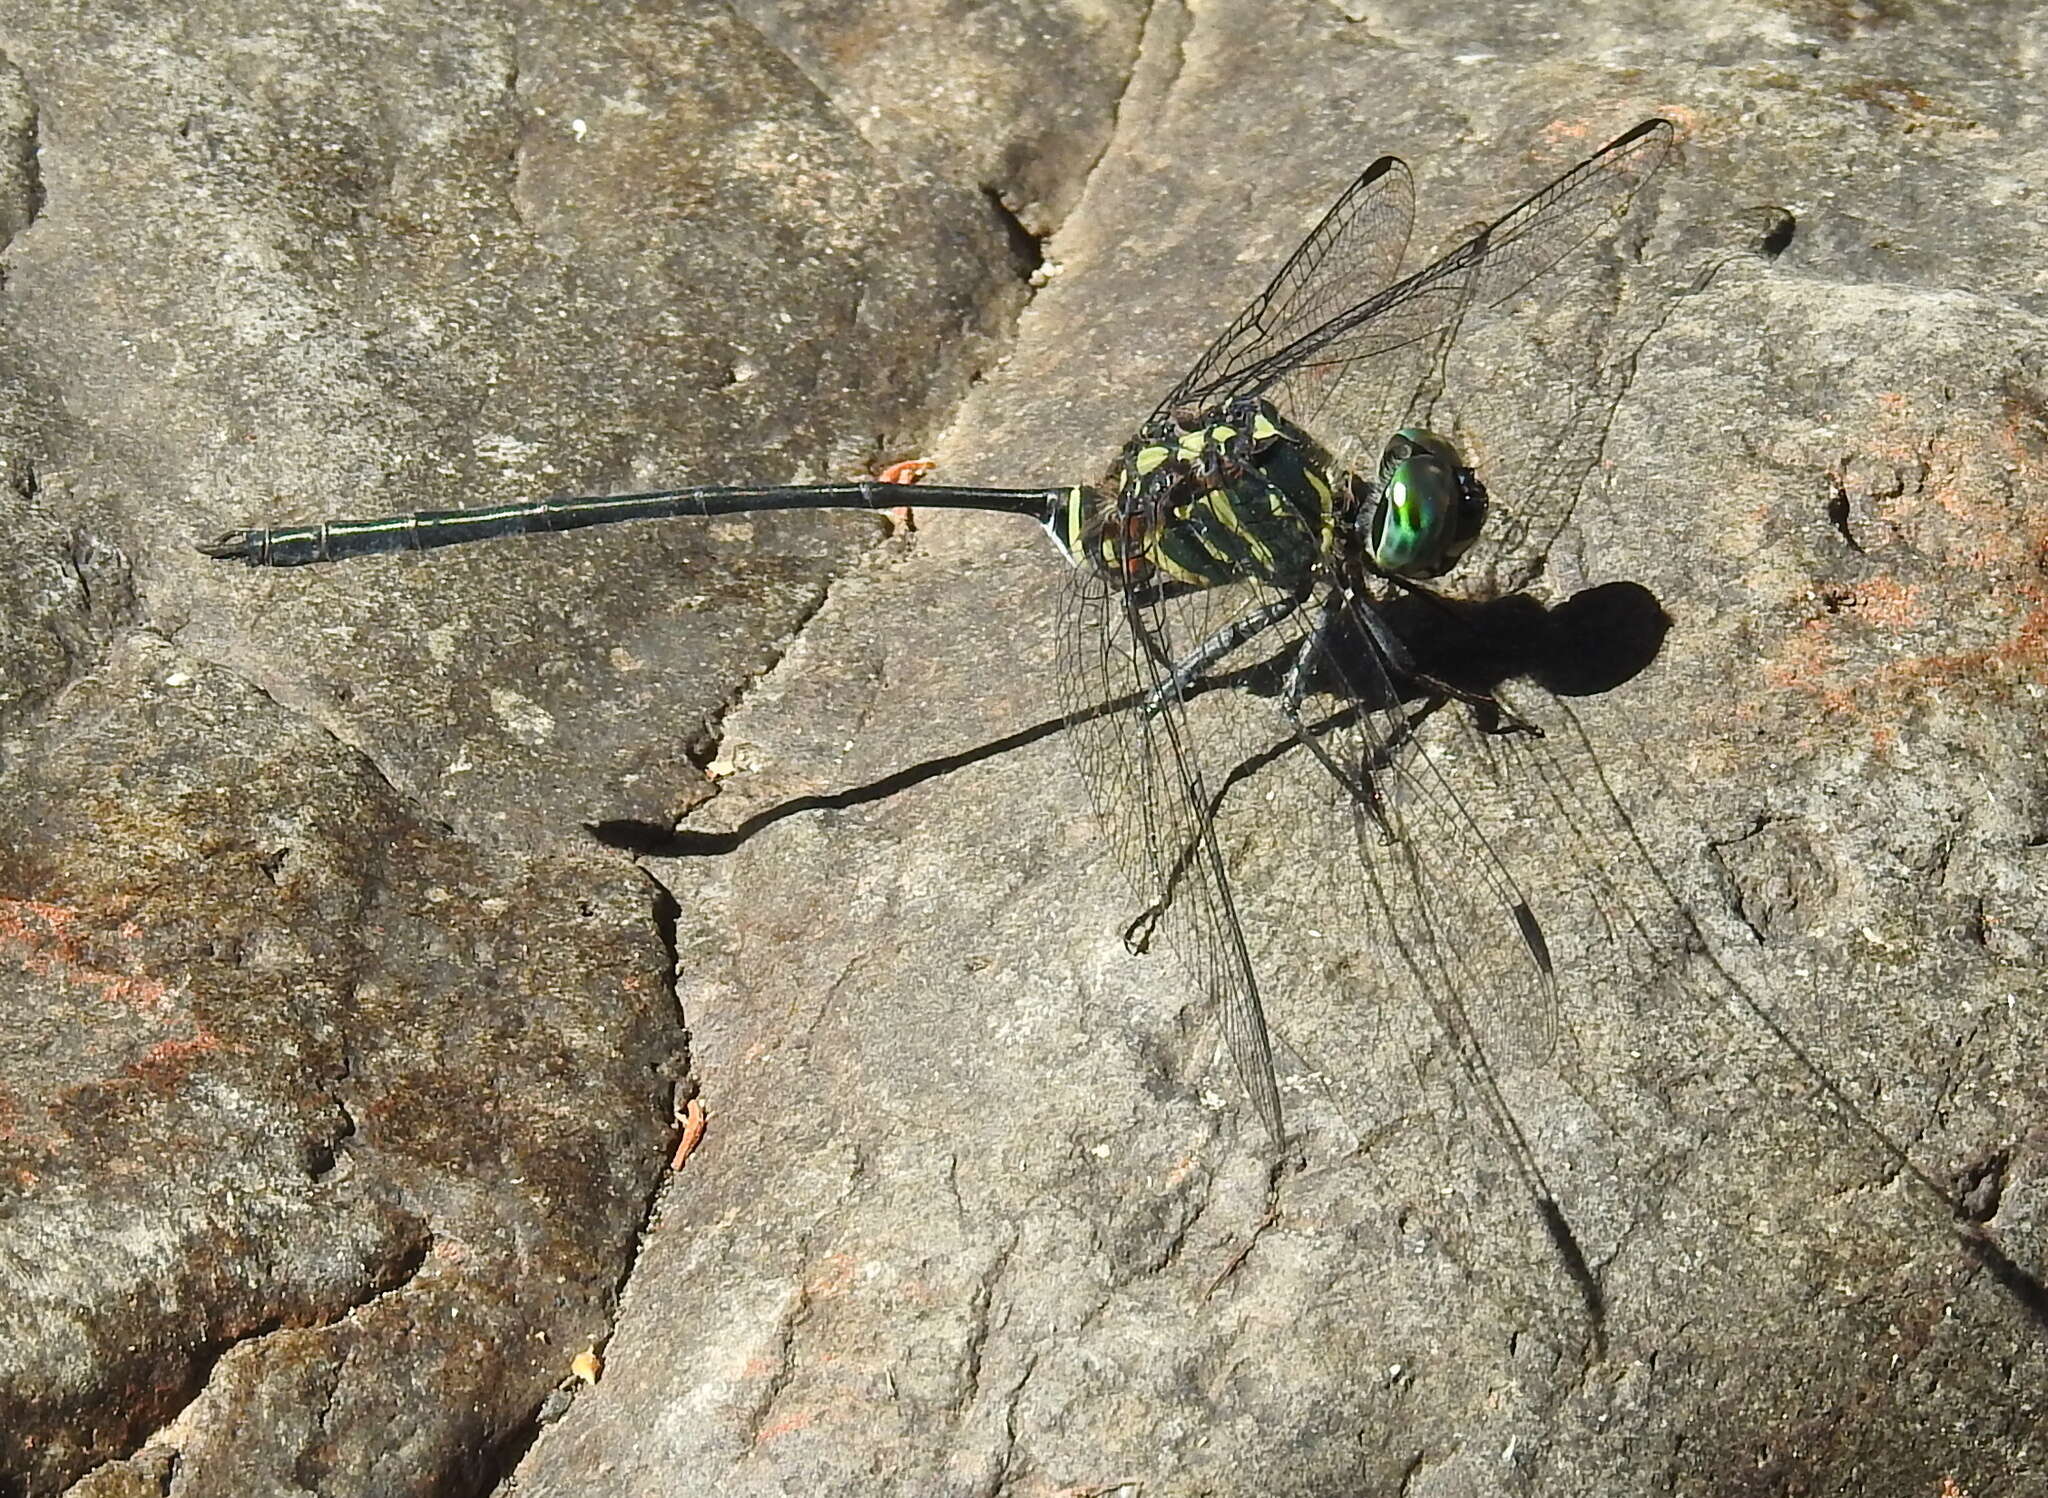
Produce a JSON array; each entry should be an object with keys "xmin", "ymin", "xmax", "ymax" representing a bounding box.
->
[{"xmin": 0, "ymin": 1, "xmax": 2042, "ymax": 1496}]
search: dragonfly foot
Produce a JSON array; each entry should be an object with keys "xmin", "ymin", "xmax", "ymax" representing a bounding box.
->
[{"xmin": 1123, "ymin": 903, "xmax": 1165, "ymax": 955}]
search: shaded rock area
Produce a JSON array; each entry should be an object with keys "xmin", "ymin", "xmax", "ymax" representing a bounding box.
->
[
  {"xmin": 0, "ymin": 2, "xmax": 2041, "ymax": 1498},
  {"xmin": 0, "ymin": 634, "xmax": 677, "ymax": 1494}
]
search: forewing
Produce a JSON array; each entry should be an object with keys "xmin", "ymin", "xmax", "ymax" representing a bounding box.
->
[
  {"xmin": 1149, "ymin": 155, "xmax": 1415, "ymax": 431},
  {"xmin": 1454, "ymin": 118, "xmax": 1674, "ymax": 324},
  {"xmin": 1163, "ymin": 120, "xmax": 1676, "ymax": 475},
  {"xmin": 1058, "ymin": 559, "xmax": 1570, "ymax": 1151},
  {"xmin": 1302, "ymin": 596, "xmax": 1565, "ymax": 1095}
]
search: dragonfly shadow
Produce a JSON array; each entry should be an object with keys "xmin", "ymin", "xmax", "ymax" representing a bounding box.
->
[
  {"xmin": 588, "ymin": 578, "xmax": 2048, "ymax": 1343},
  {"xmin": 601, "ymin": 580, "xmax": 1669, "ymax": 863},
  {"xmin": 1377, "ymin": 577, "xmax": 1671, "ymax": 705},
  {"xmin": 1189, "ymin": 578, "xmax": 1672, "ymax": 724},
  {"xmin": 588, "ymin": 695, "xmax": 1139, "ymax": 860}
]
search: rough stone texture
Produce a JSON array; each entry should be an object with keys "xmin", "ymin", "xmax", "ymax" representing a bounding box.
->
[
  {"xmin": 0, "ymin": 635, "xmax": 677, "ymax": 1494},
  {"xmin": 723, "ymin": 0, "xmax": 1139, "ymax": 235},
  {"xmin": 0, "ymin": 0, "xmax": 1043, "ymax": 1490},
  {"xmin": 0, "ymin": 1, "xmax": 2043, "ymax": 1497}
]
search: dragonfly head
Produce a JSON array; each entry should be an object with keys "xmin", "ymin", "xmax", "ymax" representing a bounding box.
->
[{"xmin": 1364, "ymin": 427, "xmax": 1487, "ymax": 579}]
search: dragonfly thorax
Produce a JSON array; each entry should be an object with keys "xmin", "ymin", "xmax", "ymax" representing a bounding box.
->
[
  {"xmin": 1044, "ymin": 401, "xmax": 1488, "ymax": 590},
  {"xmin": 1045, "ymin": 400, "xmax": 1340, "ymax": 591}
]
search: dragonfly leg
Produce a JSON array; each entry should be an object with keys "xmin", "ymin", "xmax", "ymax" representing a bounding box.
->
[
  {"xmin": 1123, "ymin": 901, "xmax": 1164, "ymax": 955},
  {"xmin": 1140, "ymin": 593, "xmax": 1305, "ymax": 718},
  {"xmin": 1372, "ymin": 576, "xmax": 1544, "ymax": 736},
  {"xmin": 1276, "ymin": 589, "xmax": 1401, "ymax": 842}
]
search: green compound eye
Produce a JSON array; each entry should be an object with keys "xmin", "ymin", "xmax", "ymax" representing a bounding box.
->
[{"xmin": 1368, "ymin": 428, "xmax": 1483, "ymax": 577}]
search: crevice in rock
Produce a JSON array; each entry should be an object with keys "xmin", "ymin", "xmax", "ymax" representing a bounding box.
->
[
  {"xmin": 737, "ymin": 1261, "xmax": 814, "ymax": 1449},
  {"xmin": 664, "ymin": 574, "xmax": 839, "ymax": 814},
  {"xmin": 308, "ymin": 1037, "xmax": 360, "ymax": 1185},
  {"xmin": 0, "ymin": 54, "xmax": 42, "ymax": 255},
  {"xmin": 1752, "ymin": 205, "xmax": 1797, "ymax": 260},
  {"xmin": 63, "ymin": 529, "xmax": 138, "ymax": 632},
  {"xmin": 1826, "ymin": 468, "xmax": 1862, "ymax": 552},
  {"xmin": 976, "ymin": 1350, "xmax": 1040, "ymax": 1498},
  {"xmin": 956, "ymin": 1234, "xmax": 1016, "ymax": 1411},
  {"xmin": 477, "ymin": 862, "xmax": 690, "ymax": 1491},
  {"xmin": 614, "ymin": 867, "xmax": 686, "ymax": 1296},
  {"xmin": 1956, "ymin": 1148, "xmax": 2007, "ymax": 1223},
  {"xmin": 98, "ymin": 1225, "xmax": 435, "ymax": 1486},
  {"xmin": 471, "ymin": 1388, "xmax": 552, "ymax": 1498},
  {"xmin": 501, "ymin": 42, "xmax": 535, "ymax": 237},
  {"xmin": 979, "ymin": 184, "xmax": 1045, "ymax": 287}
]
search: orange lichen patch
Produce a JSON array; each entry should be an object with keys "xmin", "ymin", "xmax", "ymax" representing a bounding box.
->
[
  {"xmin": 1536, "ymin": 116, "xmax": 1602, "ymax": 150},
  {"xmin": 1653, "ymin": 105, "xmax": 1706, "ymax": 142},
  {"xmin": 1889, "ymin": 586, "xmax": 2048, "ymax": 688},
  {"xmin": 1759, "ymin": 389, "xmax": 2048, "ymax": 736},
  {"xmin": 430, "ymin": 1237, "xmax": 476, "ymax": 1269},
  {"xmin": 803, "ymin": 1252, "xmax": 859, "ymax": 1298},
  {"xmin": 121, "ymin": 1032, "xmax": 227, "ymax": 1091},
  {"xmin": 754, "ymin": 1409, "xmax": 818, "ymax": 1444},
  {"xmin": 0, "ymin": 898, "xmax": 174, "ymax": 1015},
  {"xmin": 877, "ymin": 458, "xmax": 934, "ymax": 486},
  {"xmin": 570, "ymin": 1347, "xmax": 602, "ymax": 1384},
  {"xmin": 1764, "ymin": 579, "xmax": 2048, "ymax": 739},
  {"xmin": 1839, "ymin": 575, "xmax": 1931, "ymax": 629},
  {"xmin": 0, "ymin": 898, "xmax": 85, "ymax": 951},
  {"xmin": 1851, "ymin": 394, "xmax": 2046, "ymax": 572},
  {"xmin": 1760, "ymin": 613, "xmax": 1861, "ymax": 717}
]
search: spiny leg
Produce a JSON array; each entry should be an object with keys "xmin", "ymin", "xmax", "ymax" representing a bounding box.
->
[
  {"xmin": 1123, "ymin": 585, "xmax": 1311, "ymax": 947},
  {"xmin": 1276, "ymin": 588, "xmax": 1401, "ymax": 842},
  {"xmin": 1140, "ymin": 592, "xmax": 1306, "ymax": 718},
  {"xmin": 1297, "ymin": 586, "xmax": 1556, "ymax": 981},
  {"xmin": 1371, "ymin": 574, "xmax": 1544, "ymax": 736}
]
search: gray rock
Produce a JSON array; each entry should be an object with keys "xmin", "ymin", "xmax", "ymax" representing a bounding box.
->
[{"xmin": 0, "ymin": 1, "xmax": 2042, "ymax": 1496}]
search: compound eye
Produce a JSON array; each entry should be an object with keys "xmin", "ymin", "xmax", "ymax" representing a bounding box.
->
[{"xmin": 1368, "ymin": 428, "xmax": 1480, "ymax": 578}]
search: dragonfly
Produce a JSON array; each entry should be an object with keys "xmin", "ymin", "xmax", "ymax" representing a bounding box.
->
[{"xmin": 202, "ymin": 118, "xmax": 1676, "ymax": 1150}]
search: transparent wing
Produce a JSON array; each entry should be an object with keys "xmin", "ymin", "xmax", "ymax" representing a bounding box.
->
[
  {"xmin": 1150, "ymin": 155, "xmax": 1416, "ymax": 428},
  {"xmin": 1057, "ymin": 562, "xmax": 1305, "ymax": 1143},
  {"xmin": 1293, "ymin": 595, "xmax": 1567, "ymax": 1123},
  {"xmin": 1060, "ymin": 121, "xmax": 1680, "ymax": 1146},
  {"xmin": 1056, "ymin": 562, "xmax": 1569, "ymax": 1150},
  {"xmin": 1161, "ymin": 119, "xmax": 1675, "ymax": 472}
]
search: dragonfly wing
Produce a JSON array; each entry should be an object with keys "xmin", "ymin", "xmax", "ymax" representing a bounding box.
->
[
  {"xmin": 1149, "ymin": 154, "xmax": 1415, "ymax": 431},
  {"xmin": 1167, "ymin": 120, "xmax": 1676, "ymax": 478},
  {"xmin": 1314, "ymin": 592, "xmax": 1564, "ymax": 1069},
  {"xmin": 1057, "ymin": 559, "xmax": 1324, "ymax": 1145}
]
